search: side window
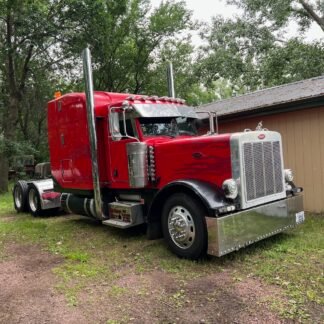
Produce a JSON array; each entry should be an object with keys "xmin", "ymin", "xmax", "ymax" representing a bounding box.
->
[
  {"xmin": 109, "ymin": 111, "xmax": 122, "ymax": 141},
  {"xmin": 119, "ymin": 119, "xmax": 136, "ymax": 137},
  {"xmin": 109, "ymin": 111, "xmax": 137, "ymax": 141}
]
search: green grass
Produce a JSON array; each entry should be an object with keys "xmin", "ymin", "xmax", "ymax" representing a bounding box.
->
[
  {"xmin": 0, "ymin": 190, "xmax": 323, "ymax": 321},
  {"xmin": 0, "ymin": 185, "xmax": 15, "ymax": 215},
  {"xmin": 219, "ymin": 215, "xmax": 324, "ymax": 320}
]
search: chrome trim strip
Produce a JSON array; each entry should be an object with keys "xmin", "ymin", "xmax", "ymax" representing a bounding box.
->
[
  {"xmin": 207, "ymin": 195, "xmax": 304, "ymax": 257},
  {"xmin": 90, "ymin": 199, "xmax": 96, "ymax": 218},
  {"xmin": 65, "ymin": 194, "xmax": 73, "ymax": 214},
  {"xmin": 82, "ymin": 48, "xmax": 104, "ymax": 220},
  {"xmin": 230, "ymin": 135, "xmax": 241, "ymax": 197},
  {"xmin": 83, "ymin": 198, "xmax": 90, "ymax": 217}
]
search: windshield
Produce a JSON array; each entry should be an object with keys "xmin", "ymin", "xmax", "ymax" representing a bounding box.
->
[{"xmin": 139, "ymin": 117, "xmax": 198, "ymax": 137}]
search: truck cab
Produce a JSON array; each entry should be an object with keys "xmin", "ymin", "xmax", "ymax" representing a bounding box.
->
[{"xmin": 48, "ymin": 92, "xmax": 213, "ymax": 192}]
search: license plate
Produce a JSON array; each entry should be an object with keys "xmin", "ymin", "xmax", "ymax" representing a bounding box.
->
[{"xmin": 296, "ymin": 211, "xmax": 305, "ymax": 224}]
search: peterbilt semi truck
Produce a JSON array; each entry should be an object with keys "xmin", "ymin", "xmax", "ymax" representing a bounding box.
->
[{"xmin": 13, "ymin": 49, "xmax": 304, "ymax": 259}]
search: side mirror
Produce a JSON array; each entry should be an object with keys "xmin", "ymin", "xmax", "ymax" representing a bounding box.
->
[{"xmin": 109, "ymin": 111, "xmax": 122, "ymax": 141}]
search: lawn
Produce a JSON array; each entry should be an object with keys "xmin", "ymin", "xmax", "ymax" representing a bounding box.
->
[{"xmin": 0, "ymin": 189, "xmax": 323, "ymax": 322}]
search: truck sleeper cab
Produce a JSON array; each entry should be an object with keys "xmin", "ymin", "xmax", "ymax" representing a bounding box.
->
[{"xmin": 46, "ymin": 91, "xmax": 304, "ymax": 259}]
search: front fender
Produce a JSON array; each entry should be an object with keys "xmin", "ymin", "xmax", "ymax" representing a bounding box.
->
[{"xmin": 148, "ymin": 179, "xmax": 228, "ymax": 222}]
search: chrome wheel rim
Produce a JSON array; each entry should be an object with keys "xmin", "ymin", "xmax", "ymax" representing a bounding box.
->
[
  {"xmin": 14, "ymin": 187, "xmax": 22, "ymax": 209},
  {"xmin": 28, "ymin": 189, "xmax": 38, "ymax": 212},
  {"xmin": 168, "ymin": 206, "xmax": 195, "ymax": 249}
]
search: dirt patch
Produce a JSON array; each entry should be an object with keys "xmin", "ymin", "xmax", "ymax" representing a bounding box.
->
[
  {"xmin": 0, "ymin": 242, "xmax": 294, "ymax": 324},
  {"xmin": 74, "ymin": 269, "xmax": 286, "ymax": 323},
  {"xmin": 0, "ymin": 215, "xmax": 18, "ymax": 222},
  {"xmin": 0, "ymin": 243, "xmax": 88, "ymax": 324},
  {"xmin": 157, "ymin": 271, "xmax": 285, "ymax": 323}
]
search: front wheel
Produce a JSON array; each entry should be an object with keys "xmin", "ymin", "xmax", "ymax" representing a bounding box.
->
[{"xmin": 162, "ymin": 193, "xmax": 207, "ymax": 260}]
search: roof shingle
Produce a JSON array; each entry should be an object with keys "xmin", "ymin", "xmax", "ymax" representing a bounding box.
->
[{"xmin": 195, "ymin": 76, "xmax": 324, "ymax": 118}]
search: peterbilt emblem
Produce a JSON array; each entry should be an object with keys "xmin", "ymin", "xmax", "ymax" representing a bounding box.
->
[{"xmin": 258, "ymin": 134, "xmax": 265, "ymax": 140}]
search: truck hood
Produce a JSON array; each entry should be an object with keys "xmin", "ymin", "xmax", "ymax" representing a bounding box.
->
[{"xmin": 145, "ymin": 134, "xmax": 232, "ymax": 188}]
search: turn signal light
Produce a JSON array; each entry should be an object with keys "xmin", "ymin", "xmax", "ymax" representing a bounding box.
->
[
  {"xmin": 222, "ymin": 179, "xmax": 238, "ymax": 199},
  {"xmin": 284, "ymin": 169, "xmax": 294, "ymax": 182}
]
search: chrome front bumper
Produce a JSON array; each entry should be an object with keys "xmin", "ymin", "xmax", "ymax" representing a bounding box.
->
[{"xmin": 206, "ymin": 195, "xmax": 304, "ymax": 257}]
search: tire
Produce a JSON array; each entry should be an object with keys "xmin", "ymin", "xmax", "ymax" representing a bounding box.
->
[
  {"xmin": 27, "ymin": 184, "xmax": 43, "ymax": 216},
  {"xmin": 13, "ymin": 180, "xmax": 29, "ymax": 212},
  {"xmin": 162, "ymin": 193, "xmax": 207, "ymax": 260}
]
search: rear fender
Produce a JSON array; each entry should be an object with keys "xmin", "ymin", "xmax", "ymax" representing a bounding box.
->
[{"xmin": 27, "ymin": 179, "xmax": 61, "ymax": 210}]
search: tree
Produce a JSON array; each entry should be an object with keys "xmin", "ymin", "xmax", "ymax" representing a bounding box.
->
[
  {"xmin": 0, "ymin": 0, "xmax": 67, "ymax": 192},
  {"xmin": 196, "ymin": 0, "xmax": 324, "ymax": 93},
  {"xmin": 229, "ymin": 0, "xmax": 324, "ymax": 32},
  {"xmin": 17, "ymin": 68, "xmax": 57, "ymax": 162},
  {"xmin": 142, "ymin": 38, "xmax": 247, "ymax": 106},
  {"xmin": 260, "ymin": 39, "xmax": 324, "ymax": 86},
  {"xmin": 197, "ymin": 17, "xmax": 273, "ymax": 89},
  {"xmin": 143, "ymin": 39, "xmax": 197, "ymax": 99},
  {"xmin": 0, "ymin": 0, "xmax": 197, "ymax": 192},
  {"xmin": 62, "ymin": 0, "xmax": 195, "ymax": 94}
]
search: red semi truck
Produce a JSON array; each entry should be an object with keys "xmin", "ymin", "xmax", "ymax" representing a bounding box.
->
[{"xmin": 13, "ymin": 49, "xmax": 304, "ymax": 259}]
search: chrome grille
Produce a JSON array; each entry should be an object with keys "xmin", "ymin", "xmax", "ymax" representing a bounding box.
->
[{"xmin": 243, "ymin": 141, "xmax": 283, "ymax": 201}]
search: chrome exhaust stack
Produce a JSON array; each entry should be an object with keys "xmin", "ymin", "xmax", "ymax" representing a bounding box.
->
[
  {"xmin": 82, "ymin": 48, "xmax": 104, "ymax": 220},
  {"xmin": 167, "ymin": 62, "xmax": 175, "ymax": 98}
]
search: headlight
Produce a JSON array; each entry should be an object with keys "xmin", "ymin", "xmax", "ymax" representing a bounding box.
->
[
  {"xmin": 284, "ymin": 169, "xmax": 294, "ymax": 182},
  {"xmin": 222, "ymin": 179, "xmax": 238, "ymax": 199}
]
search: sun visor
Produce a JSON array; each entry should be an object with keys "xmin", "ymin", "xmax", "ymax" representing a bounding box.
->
[
  {"xmin": 132, "ymin": 103, "xmax": 197, "ymax": 118},
  {"xmin": 177, "ymin": 105, "xmax": 197, "ymax": 118}
]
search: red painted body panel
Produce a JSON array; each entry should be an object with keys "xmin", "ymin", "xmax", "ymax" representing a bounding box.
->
[
  {"xmin": 146, "ymin": 135, "xmax": 232, "ymax": 189},
  {"xmin": 48, "ymin": 92, "xmax": 130, "ymax": 191},
  {"xmin": 48, "ymin": 91, "xmax": 232, "ymax": 193},
  {"xmin": 108, "ymin": 138, "xmax": 137, "ymax": 188}
]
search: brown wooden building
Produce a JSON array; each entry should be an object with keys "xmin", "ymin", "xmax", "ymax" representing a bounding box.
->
[{"xmin": 196, "ymin": 76, "xmax": 324, "ymax": 213}]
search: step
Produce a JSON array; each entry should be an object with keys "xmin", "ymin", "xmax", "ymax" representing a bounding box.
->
[{"xmin": 102, "ymin": 219, "xmax": 133, "ymax": 229}]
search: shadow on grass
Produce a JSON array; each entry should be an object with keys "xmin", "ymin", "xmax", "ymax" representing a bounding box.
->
[
  {"xmin": 72, "ymin": 216, "xmax": 148, "ymax": 237},
  {"xmin": 54, "ymin": 213, "xmax": 295, "ymax": 258},
  {"xmin": 6, "ymin": 209, "xmax": 315, "ymax": 269}
]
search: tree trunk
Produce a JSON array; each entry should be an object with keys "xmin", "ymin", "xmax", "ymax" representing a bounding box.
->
[
  {"xmin": 0, "ymin": 96, "xmax": 20, "ymax": 192},
  {"xmin": 299, "ymin": 0, "xmax": 324, "ymax": 32},
  {"xmin": 0, "ymin": 154, "xmax": 9, "ymax": 193}
]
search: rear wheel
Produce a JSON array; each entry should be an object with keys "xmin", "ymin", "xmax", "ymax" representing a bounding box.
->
[
  {"xmin": 162, "ymin": 193, "xmax": 207, "ymax": 259},
  {"xmin": 13, "ymin": 180, "xmax": 29, "ymax": 212},
  {"xmin": 27, "ymin": 184, "xmax": 43, "ymax": 216}
]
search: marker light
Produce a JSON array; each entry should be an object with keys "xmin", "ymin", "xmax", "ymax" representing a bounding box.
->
[{"xmin": 54, "ymin": 91, "xmax": 62, "ymax": 99}]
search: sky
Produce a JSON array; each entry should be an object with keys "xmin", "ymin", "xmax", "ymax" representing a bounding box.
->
[
  {"xmin": 151, "ymin": 0, "xmax": 240, "ymax": 21},
  {"xmin": 150, "ymin": 0, "xmax": 323, "ymax": 43}
]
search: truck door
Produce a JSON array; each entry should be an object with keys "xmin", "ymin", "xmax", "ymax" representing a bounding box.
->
[{"xmin": 108, "ymin": 113, "xmax": 138, "ymax": 188}]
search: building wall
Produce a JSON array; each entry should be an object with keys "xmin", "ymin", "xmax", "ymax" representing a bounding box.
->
[{"xmin": 209, "ymin": 106, "xmax": 324, "ymax": 212}]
